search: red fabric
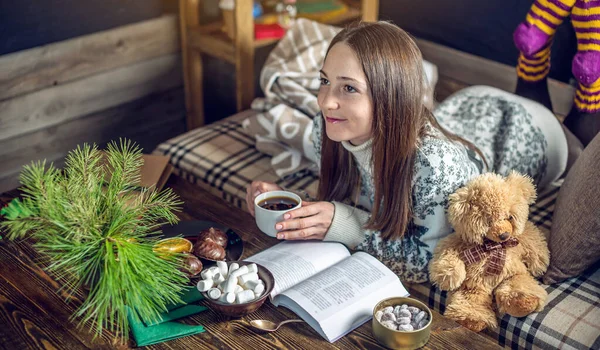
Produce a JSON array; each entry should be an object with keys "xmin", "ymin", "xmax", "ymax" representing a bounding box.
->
[{"xmin": 255, "ymin": 24, "xmax": 286, "ymax": 40}]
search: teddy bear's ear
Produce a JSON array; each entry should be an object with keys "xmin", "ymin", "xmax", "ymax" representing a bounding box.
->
[
  {"xmin": 447, "ymin": 187, "xmax": 470, "ymax": 226},
  {"xmin": 506, "ymin": 170, "xmax": 537, "ymax": 204}
]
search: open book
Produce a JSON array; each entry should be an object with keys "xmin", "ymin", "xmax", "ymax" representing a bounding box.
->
[{"xmin": 245, "ymin": 241, "xmax": 409, "ymax": 342}]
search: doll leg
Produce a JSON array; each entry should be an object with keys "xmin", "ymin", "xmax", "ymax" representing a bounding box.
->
[
  {"xmin": 514, "ymin": 0, "xmax": 577, "ymax": 111},
  {"xmin": 563, "ymin": 0, "xmax": 600, "ymax": 146},
  {"xmin": 495, "ymin": 274, "xmax": 548, "ymax": 318},
  {"xmin": 444, "ymin": 287, "xmax": 497, "ymax": 332}
]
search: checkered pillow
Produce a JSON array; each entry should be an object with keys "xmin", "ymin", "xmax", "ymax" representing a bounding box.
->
[{"xmin": 154, "ymin": 113, "xmax": 599, "ymax": 350}]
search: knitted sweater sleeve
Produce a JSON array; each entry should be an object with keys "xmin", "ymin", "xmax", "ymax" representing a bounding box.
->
[{"xmin": 324, "ymin": 202, "xmax": 371, "ymax": 248}]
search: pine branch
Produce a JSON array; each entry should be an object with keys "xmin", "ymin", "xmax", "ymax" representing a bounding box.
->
[
  {"xmin": 73, "ymin": 239, "xmax": 187, "ymax": 338},
  {"xmin": 1, "ymin": 139, "xmax": 188, "ymax": 343}
]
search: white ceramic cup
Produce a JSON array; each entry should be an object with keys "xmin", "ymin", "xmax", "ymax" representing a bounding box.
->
[{"xmin": 254, "ymin": 190, "xmax": 302, "ymax": 237}]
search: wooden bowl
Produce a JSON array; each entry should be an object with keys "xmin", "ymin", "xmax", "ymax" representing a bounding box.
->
[{"xmin": 201, "ymin": 261, "xmax": 274, "ymax": 318}]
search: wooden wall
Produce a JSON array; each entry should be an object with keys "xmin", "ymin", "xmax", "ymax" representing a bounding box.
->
[{"xmin": 0, "ymin": 14, "xmax": 186, "ymax": 193}]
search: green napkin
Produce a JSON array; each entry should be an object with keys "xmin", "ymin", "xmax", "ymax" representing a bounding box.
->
[
  {"xmin": 128, "ymin": 287, "xmax": 208, "ymax": 347},
  {"xmin": 147, "ymin": 286, "xmax": 208, "ymax": 326}
]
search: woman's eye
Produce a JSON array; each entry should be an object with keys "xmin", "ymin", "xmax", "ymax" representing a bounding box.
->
[
  {"xmin": 344, "ymin": 85, "xmax": 357, "ymax": 93},
  {"xmin": 320, "ymin": 77, "xmax": 329, "ymax": 85}
]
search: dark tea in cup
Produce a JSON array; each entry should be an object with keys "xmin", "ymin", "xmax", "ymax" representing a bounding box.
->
[
  {"xmin": 257, "ymin": 196, "xmax": 299, "ymax": 211},
  {"xmin": 254, "ymin": 191, "xmax": 302, "ymax": 237}
]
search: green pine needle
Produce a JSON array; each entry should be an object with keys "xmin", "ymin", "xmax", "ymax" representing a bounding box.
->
[{"xmin": 0, "ymin": 139, "xmax": 186, "ymax": 343}]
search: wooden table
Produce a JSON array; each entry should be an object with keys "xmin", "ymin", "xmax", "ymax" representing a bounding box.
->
[{"xmin": 0, "ymin": 175, "xmax": 501, "ymax": 349}]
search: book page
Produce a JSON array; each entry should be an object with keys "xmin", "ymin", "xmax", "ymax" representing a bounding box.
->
[
  {"xmin": 244, "ymin": 241, "xmax": 350, "ymax": 297},
  {"xmin": 274, "ymin": 252, "xmax": 409, "ymax": 342}
]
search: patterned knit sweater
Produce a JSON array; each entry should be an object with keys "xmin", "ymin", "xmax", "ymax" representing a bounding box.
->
[{"xmin": 312, "ymin": 115, "xmax": 481, "ymax": 283}]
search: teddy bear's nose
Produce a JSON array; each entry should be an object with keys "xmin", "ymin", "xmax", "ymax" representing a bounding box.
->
[{"xmin": 499, "ymin": 232, "xmax": 510, "ymax": 241}]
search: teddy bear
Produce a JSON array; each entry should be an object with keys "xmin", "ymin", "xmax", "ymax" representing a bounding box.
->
[{"xmin": 429, "ymin": 171, "xmax": 550, "ymax": 332}]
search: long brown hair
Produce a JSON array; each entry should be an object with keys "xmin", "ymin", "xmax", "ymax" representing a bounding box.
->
[{"xmin": 318, "ymin": 22, "xmax": 485, "ymax": 240}]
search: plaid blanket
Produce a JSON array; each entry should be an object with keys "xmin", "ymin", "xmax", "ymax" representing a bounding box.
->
[
  {"xmin": 242, "ymin": 19, "xmax": 338, "ymax": 178},
  {"xmin": 155, "ymin": 113, "xmax": 599, "ymax": 350}
]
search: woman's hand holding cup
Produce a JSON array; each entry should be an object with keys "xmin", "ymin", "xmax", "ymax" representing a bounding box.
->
[
  {"xmin": 247, "ymin": 181, "xmax": 334, "ymax": 241},
  {"xmin": 274, "ymin": 201, "xmax": 334, "ymax": 241}
]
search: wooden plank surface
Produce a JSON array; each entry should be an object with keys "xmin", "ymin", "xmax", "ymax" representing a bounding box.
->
[
  {"xmin": 160, "ymin": 177, "xmax": 503, "ymax": 350},
  {"xmin": 0, "ymin": 15, "xmax": 179, "ymax": 101},
  {"xmin": 0, "ymin": 53, "xmax": 182, "ymax": 142},
  {"xmin": 0, "ymin": 176, "xmax": 502, "ymax": 349},
  {"xmin": 416, "ymin": 37, "xmax": 576, "ymax": 117},
  {"xmin": 0, "ymin": 88, "xmax": 185, "ymax": 193}
]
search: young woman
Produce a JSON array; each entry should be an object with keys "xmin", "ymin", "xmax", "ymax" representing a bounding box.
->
[{"xmin": 245, "ymin": 22, "xmax": 572, "ymax": 283}]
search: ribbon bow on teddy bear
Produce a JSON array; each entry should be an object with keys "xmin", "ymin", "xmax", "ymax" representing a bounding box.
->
[{"xmin": 460, "ymin": 237, "xmax": 520, "ymax": 276}]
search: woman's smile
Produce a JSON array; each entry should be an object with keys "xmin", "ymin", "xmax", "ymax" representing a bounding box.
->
[{"xmin": 325, "ymin": 116, "xmax": 346, "ymax": 124}]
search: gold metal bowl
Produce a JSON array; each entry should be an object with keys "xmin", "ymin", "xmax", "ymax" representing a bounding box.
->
[{"xmin": 372, "ymin": 297, "xmax": 432, "ymax": 350}]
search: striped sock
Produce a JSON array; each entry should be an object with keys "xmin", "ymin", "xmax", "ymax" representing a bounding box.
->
[
  {"xmin": 571, "ymin": 0, "xmax": 600, "ymax": 113},
  {"xmin": 514, "ymin": 0, "xmax": 577, "ymax": 82}
]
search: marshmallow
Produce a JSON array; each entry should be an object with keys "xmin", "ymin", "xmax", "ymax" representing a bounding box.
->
[
  {"xmin": 247, "ymin": 263, "xmax": 258, "ymax": 274},
  {"xmin": 197, "ymin": 279, "xmax": 213, "ymax": 292},
  {"xmin": 223, "ymin": 277, "xmax": 238, "ymax": 294},
  {"xmin": 228, "ymin": 262, "xmax": 240, "ymax": 276},
  {"xmin": 203, "ymin": 263, "xmax": 266, "ymax": 304},
  {"xmin": 208, "ymin": 288, "xmax": 222, "ymax": 300},
  {"xmin": 200, "ymin": 268, "xmax": 216, "ymax": 280},
  {"xmin": 219, "ymin": 292, "xmax": 235, "ymax": 304},
  {"xmin": 229, "ymin": 265, "xmax": 249, "ymax": 279},
  {"xmin": 217, "ymin": 261, "xmax": 228, "ymax": 278},
  {"xmin": 244, "ymin": 279, "xmax": 263, "ymax": 290},
  {"xmin": 212, "ymin": 272, "xmax": 225, "ymax": 285},
  {"xmin": 235, "ymin": 290, "xmax": 255, "ymax": 304},
  {"xmin": 238, "ymin": 272, "xmax": 259, "ymax": 286},
  {"xmin": 253, "ymin": 283, "xmax": 265, "ymax": 297}
]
